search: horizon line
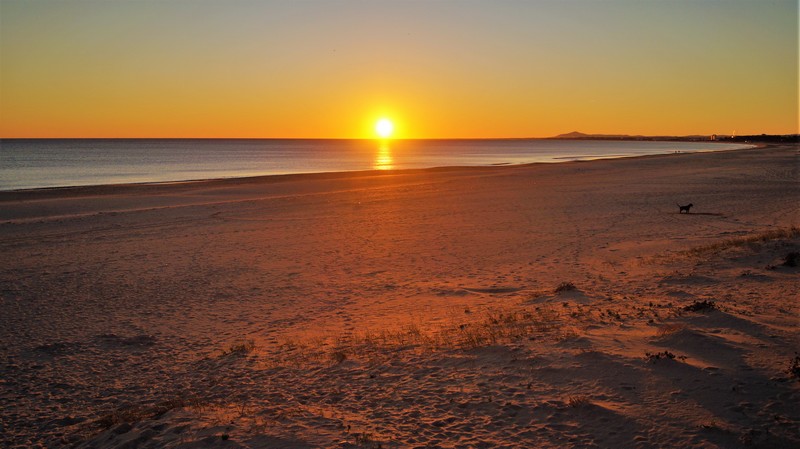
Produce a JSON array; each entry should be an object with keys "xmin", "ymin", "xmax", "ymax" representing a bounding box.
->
[{"xmin": 2, "ymin": 133, "xmax": 797, "ymax": 140}]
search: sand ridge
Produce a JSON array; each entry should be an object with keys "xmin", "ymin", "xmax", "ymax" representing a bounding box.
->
[{"xmin": 0, "ymin": 144, "xmax": 798, "ymax": 448}]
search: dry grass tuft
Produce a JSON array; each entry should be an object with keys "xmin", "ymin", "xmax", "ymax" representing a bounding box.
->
[
  {"xmin": 455, "ymin": 308, "xmax": 561, "ymax": 349},
  {"xmin": 645, "ymin": 350, "xmax": 675, "ymax": 361},
  {"xmin": 682, "ymin": 300, "xmax": 717, "ymax": 313},
  {"xmin": 682, "ymin": 226, "xmax": 800, "ymax": 257},
  {"xmin": 93, "ymin": 395, "xmax": 203, "ymax": 431},
  {"xmin": 330, "ymin": 350, "xmax": 347, "ymax": 365},
  {"xmin": 222, "ymin": 339, "xmax": 256, "ymax": 356},
  {"xmin": 645, "ymin": 350, "xmax": 687, "ymax": 362},
  {"xmin": 656, "ymin": 323, "xmax": 686, "ymax": 337},
  {"xmin": 567, "ymin": 395, "xmax": 590, "ymax": 407},
  {"xmin": 270, "ymin": 305, "xmax": 568, "ymax": 367},
  {"xmin": 554, "ymin": 282, "xmax": 577, "ymax": 293}
]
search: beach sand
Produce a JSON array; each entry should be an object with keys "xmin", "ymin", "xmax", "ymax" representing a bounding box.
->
[{"xmin": 1, "ymin": 144, "xmax": 798, "ymax": 448}]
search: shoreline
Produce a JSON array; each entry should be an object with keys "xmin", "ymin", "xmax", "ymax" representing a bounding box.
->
[
  {"xmin": 0, "ymin": 141, "xmax": 761, "ymax": 199},
  {"xmin": 0, "ymin": 144, "xmax": 773, "ymax": 225},
  {"xmin": 0, "ymin": 140, "xmax": 757, "ymax": 194}
]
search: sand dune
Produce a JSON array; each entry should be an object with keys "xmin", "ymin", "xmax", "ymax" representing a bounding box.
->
[{"xmin": 1, "ymin": 144, "xmax": 798, "ymax": 448}]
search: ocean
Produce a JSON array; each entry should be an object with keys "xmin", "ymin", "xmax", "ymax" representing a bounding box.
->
[{"xmin": 0, "ymin": 139, "xmax": 751, "ymax": 191}]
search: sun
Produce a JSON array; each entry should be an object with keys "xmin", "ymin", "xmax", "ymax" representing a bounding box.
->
[{"xmin": 375, "ymin": 118, "xmax": 394, "ymax": 139}]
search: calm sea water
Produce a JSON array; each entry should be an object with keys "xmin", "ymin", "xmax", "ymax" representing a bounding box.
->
[{"xmin": 0, "ymin": 139, "xmax": 751, "ymax": 191}]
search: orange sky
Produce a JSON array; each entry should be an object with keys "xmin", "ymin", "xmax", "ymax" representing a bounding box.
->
[{"xmin": 1, "ymin": 1, "xmax": 797, "ymax": 138}]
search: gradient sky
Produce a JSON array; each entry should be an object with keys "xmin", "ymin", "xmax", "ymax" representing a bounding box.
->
[{"xmin": 1, "ymin": 0, "xmax": 797, "ymax": 138}]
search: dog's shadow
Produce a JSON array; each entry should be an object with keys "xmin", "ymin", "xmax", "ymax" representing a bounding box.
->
[{"xmin": 679, "ymin": 212, "xmax": 725, "ymax": 216}]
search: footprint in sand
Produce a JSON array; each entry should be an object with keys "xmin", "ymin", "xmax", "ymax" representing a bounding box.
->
[{"xmin": 463, "ymin": 287, "xmax": 523, "ymax": 294}]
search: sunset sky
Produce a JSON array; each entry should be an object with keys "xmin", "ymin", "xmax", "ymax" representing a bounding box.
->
[{"xmin": 1, "ymin": 0, "xmax": 797, "ymax": 139}]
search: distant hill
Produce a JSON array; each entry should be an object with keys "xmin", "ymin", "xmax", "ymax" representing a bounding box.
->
[
  {"xmin": 551, "ymin": 131, "xmax": 710, "ymax": 142},
  {"xmin": 554, "ymin": 131, "xmax": 591, "ymax": 139},
  {"xmin": 552, "ymin": 131, "xmax": 646, "ymax": 140}
]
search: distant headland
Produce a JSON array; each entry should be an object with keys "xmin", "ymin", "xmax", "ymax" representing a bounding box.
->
[{"xmin": 550, "ymin": 131, "xmax": 798, "ymax": 143}]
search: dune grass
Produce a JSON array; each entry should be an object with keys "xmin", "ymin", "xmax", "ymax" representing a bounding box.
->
[
  {"xmin": 91, "ymin": 395, "xmax": 204, "ymax": 431},
  {"xmin": 682, "ymin": 226, "xmax": 800, "ymax": 257},
  {"xmin": 269, "ymin": 305, "xmax": 569, "ymax": 368}
]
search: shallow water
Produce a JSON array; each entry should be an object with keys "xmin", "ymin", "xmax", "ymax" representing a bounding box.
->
[{"xmin": 0, "ymin": 138, "xmax": 750, "ymax": 190}]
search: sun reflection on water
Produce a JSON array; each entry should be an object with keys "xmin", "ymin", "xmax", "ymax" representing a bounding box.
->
[{"xmin": 374, "ymin": 142, "xmax": 393, "ymax": 170}]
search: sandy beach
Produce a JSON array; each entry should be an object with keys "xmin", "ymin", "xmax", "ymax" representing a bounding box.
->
[{"xmin": 1, "ymin": 144, "xmax": 798, "ymax": 448}]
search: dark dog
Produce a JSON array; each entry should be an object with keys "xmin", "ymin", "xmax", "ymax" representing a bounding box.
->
[{"xmin": 677, "ymin": 203, "xmax": 693, "ymax": 214}]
